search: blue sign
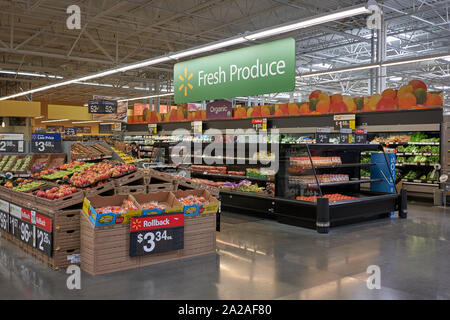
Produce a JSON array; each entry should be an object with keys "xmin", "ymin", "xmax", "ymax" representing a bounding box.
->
[
  {"xmin": 31, "ymin": 133, "xmax": 61, "ymax": 141},
  {"xmin": 31, "ymin": 133, "xmax": 62, "ymax": 153},
  {"xmin": 370, "ymin": 153, "xmax": 396, "ymax": 194}
]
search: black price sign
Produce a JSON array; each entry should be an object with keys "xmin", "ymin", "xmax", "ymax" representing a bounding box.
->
[
  {"xmin": 18, "ymin": 220, "xmax": 34, "ymax": 247},
  {"xmin": 129, "ymin": 214, "xmax": 184, "ymax": 257},
  {"xmin": 339, "ymin": 128, "xmax": 352, "ymax": 144},
  {"xmin": 355, "ymin": 129, "xmax": 367, "ymax": 144},
  {"xmin": 0, "ymin": 140, "xmax": 24, "ymax": 153},
  {"xmin": 334, "ymin": 114, "xmax": 356, "ymax": 130},
  {"xmin": 0, "ymin": 211, "xmax": 8, "ymax": 233},
  {"xmin": 316, "ymin": 128, "xmax": 331, "ymax": 144},
  {"xmin": 9, "ymin": 216, "xmax": 19, "ymax": 237},
  {"xmin": 35, "ymin": 228, "xmax": 52, "ymax": 256},
  {"xmin": 31, "ymin": 133, "xmax": 62, "ymax": 153},
  {"xmin": 88, "ymin": 100, "xmax": 118, "ymax": 114}
]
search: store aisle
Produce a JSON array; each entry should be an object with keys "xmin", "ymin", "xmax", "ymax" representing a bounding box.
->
[{"xmin": 1, "ymin": 202, "xmax": 449, "ymax": 300}]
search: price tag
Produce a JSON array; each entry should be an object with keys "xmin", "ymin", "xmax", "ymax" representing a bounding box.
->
[
  {"xmin": 148, "ymin": 124, "xmax": 158, "ymax": 135},
  {"xmin": 0, "ymin": 140, "xmax": 24, "ymax": 153},
  {"xmin": 88, "ymin": 99, "xmax": 118, "ymax": 114},
  {"xmin": 252, "ymin": 118, "xmax": 267, "ymax": 132},
  {"xmin": 31, "ymin": 133, "xmax": 62, "ymax": 153},
  {"xmin": 355, "ymin": 129, "xmax": 367, "ymax": 144},
  {"xmin": 18, "ymin": 220, "xmax": 35, "ymax": 247},
  {"xmin": 129, "ymin": 214, "xmax": 184, "ymax": 257},
  {"xmin": 339, "ymin": 128, "xmax": 352, "ymax": 144},
  {"xmin": 334, "ymin": 114, "xmax": 356, "ymax": 130},
  {"xmin": 316, "ymin": 128, "xmax": 331, "ymax": 144},
  {"xmin": 192, "ymin": 121, "xmax": 203, "ymax": 135},
  {"xmin": 0, "ymin": 211, "xmax": 9, "ymax": 233},
  {"xmin": 34, "ymin": 213, "xmax": 52, "ymax": 256}
]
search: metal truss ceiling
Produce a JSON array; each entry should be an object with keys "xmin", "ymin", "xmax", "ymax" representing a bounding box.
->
[{"xmin": 0, "ymin": 0, "xmax": 450, "ymax": 105}]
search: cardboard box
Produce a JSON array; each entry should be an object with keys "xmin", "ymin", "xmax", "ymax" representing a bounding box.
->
[
  {"xmin": 82, "ymin": 194, "xmax": 142, "ymax": 227},
  {"xmin": 173, "ymin": 189, "xmax": 219, "ymax": 216},
  {"xmin": 133, "ymin": 191, "xmax": 183, "ymax": 216}
]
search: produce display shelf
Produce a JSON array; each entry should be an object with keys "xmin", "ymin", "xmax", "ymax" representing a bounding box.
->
[
  {"xmin": 74, "ymin": 155, "xmax": 112, "ymax": 161},
  {"xmin": 374, "ymin": 142, "xmax": 440, "ymax": 146},
  {"xmin": 396, "ymin": 163, "xmax": 439, "ymax": 167},
  {"xmin": 397, "ymin": 153, "xmax": 439, "ymax": 156},
  {"xmin": 295, "ymin": 178, "xmax": 383, "ymax": 188},
  {"xmin": 191, "ymin": 171, "xmax": 274, "ymax": 182},
  {"xmin": 313, "ymin": 163, "xmax": 376, "ymax": 169},
  {"xmin": 402, "ymin": 181, "xmax": 439, "ymax": 186}
]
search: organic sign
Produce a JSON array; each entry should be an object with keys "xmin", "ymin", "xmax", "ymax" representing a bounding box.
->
[
  {"xmin": 129, "ymin": 214, "xmax": 184, "ymax": 257},
  {"xmin": 206, "ymin": 100, "xmax": 233, "ymax": 119},
  {"xmin": 31, "ymin": 133, "xmax": 62, "ymax": 153},
  {"xmin": 174, "ymin": 38, "xmax": 296, "ymax": 103}
]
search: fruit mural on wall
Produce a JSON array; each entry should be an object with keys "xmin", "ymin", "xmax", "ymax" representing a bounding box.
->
[{"xmin": 128, "ymin": 79, "xmax": 443, "ymax": 124}]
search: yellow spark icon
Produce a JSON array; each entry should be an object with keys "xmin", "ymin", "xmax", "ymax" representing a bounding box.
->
[{"xmin": 178, "ymin": 68, "xmax": 193, "ymax": 96}]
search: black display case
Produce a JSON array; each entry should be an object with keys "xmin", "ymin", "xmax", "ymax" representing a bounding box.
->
[{"xmin": 274, "ymin": 143, "xmax": 406, "ymax": 233}]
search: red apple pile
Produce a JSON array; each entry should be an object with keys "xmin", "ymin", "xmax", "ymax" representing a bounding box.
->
[
  {"xmin": 69, "ymin": 162, "xmax": 137, "ymax": 187},
  {"xmin": 35, "ymin": 185, "xmax": 78, "ymax": 200},
  {"xmin": 178, "ymin": 195, "xmax": 210, "ymax": 206}
]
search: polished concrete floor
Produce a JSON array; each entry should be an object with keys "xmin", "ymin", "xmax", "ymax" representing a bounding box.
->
[{"xmin": 1, "ymin": 201, "xmax": 450, "ymax": 300}]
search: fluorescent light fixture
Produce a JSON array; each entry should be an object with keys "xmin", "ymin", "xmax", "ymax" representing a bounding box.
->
[
  {"xmin": 389, "ymin": 76, "xmax": 403, "ymax": 81},
  {"xmin": 382, "ymin": 53, "xmax": 450, "ymax": 67},
  {"xmin": 169, "ymin": 37, "xmax": 247, "ymax": 60},
  {"xmin": 34, "ymin": 116, "xmax": 44, "ymax": 119},
  {"xmin": 0, "ymin": 5, "xmax": 370, "ymax": 101},
  {"xmin": 0, "ymin": 69, "xmax": 63, "ymax": 79},
  {"xmin": 297, "ymin": 63, "xmax": 379, "ymax": 78},
  {"xmin": 386, "ymin": 36, "xmax": 399, "ymax": 43},
  {"xmin": 0, "ymin": 56, "xmax": 172, "ymax": 101},
  {"xmin": 72, "ymin": 120, "xmax": 101, "ymax": 124},
  {"xmin": 1, "ymin": 121, "xmax": 5, "ymax": 128},
  {"xmin": 312, "ymin": 63, "xmax": 332, "ymax": 69},
  {"xmin": 119, "ymin": 92, "xmax": 174, "ymax": 102},
  {"xmin": 100, "ymin": 122, "xmax": 115, "ymax": 125},
  {"xmin": 246, "ymin": 5, "xmax": 370, "ymax": 40},
  {"xmin": 41, "ymin": 119, "xmax": 69, "ymax": 123}
]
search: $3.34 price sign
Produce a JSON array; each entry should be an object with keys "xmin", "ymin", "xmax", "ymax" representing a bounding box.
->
[{"xmin": 129, "ymin": 214, "xmax": 184, "ymax": 257}]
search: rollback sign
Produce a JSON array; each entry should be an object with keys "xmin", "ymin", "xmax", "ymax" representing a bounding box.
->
[
  {"xmin": 7, "ymin": 203, "xmax": 53, "ymax": 256},
  {"xmin": 129, "ymin": 213, "xmax": 184, "ymax": 257}
]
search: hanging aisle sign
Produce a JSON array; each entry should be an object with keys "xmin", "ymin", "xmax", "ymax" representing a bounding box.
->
[
  {"xmin": 174, "ymin": 38, "xmax": 296, "ymax": 103},
  {"xmin": 88, "ymin": 99, "xmax": 118, "ymax": 114}
]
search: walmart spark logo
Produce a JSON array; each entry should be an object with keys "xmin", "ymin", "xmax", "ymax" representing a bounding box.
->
[{"xmin": 178, "ymin": 68, "xmax": 193, "ymax": 96}]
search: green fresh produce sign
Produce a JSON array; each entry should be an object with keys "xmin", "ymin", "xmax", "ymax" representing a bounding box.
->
[{"xmin": 173, "ymin": 38, "xmax": 296, "ymax": 103}]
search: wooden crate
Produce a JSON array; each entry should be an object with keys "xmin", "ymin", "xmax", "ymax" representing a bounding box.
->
[
  {"xmin": 147, "ymin": 183, "xmax": 175, "ymax": 193},
  {"xmin": 113, "ymin": 169, "xmax": 145, "ymax": 187},
  {"xmin": 80, "ymin": 211, "xmax": 217, "ymax": 275},
  {"xmin": 83, "ymin": 181, "xmax": 115, "ymax": 197},
  {"xmin": 115, "ymin": 185, "xmax": 147, "ymax": 195},
  {"xmin": 34, "ymin": 189, "xmax": 84, "ymax": 211}
]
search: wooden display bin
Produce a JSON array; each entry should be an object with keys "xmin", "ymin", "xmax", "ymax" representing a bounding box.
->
[
  {"xmin": 115, "ymin": 185, "xmax": 147, "ymax": 195},
  {"xmin": 80, "ymin": 211, "xmax": 216, "ymax": 275},
  {"xmin": 113, "ymin": 169, "xmax": 145, "ymax": 187}
]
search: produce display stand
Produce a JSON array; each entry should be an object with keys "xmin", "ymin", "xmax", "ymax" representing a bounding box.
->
[{"xmin": 80, "ymin": 190, "xmax": 217, "ymax": 275}]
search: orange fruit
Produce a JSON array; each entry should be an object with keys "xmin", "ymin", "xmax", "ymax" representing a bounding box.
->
[
  {"xmin": 382, "ymin": 88, "xmax": 397, "ymax": 100},
  {"xmin": 287, "ymin": 103, "xmax": 299, "ymax": 115},
  {"xmin": 398, "ymin": 92, "xmax": 417, "ymax": 109},
  {"xmin": 316, "ymin": 100, "xmax": 330, "ymax": 114},
  {"xmin": 425, "ymin": 93, "xmax": 442, "ymax": 107}
]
